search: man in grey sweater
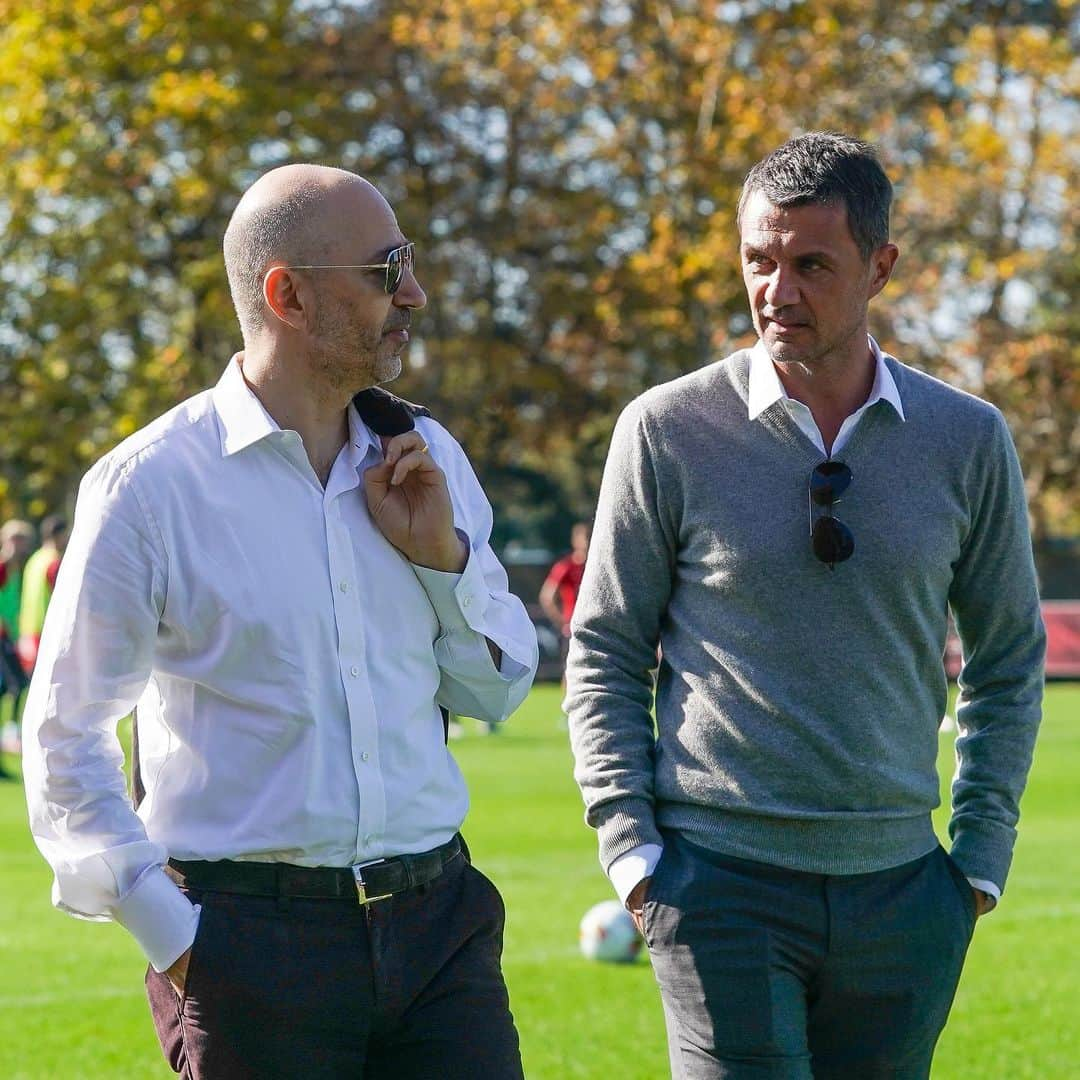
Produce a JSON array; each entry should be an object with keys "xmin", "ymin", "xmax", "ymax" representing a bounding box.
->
[{"xmin": 565, "ymin": 133, "xmax": 1045, "ymax": 1079}]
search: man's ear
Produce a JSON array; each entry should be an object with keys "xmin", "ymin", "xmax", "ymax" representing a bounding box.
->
[
  {"xmin": 867, "ymin": 243, "xmax": 899, "ymax": 300},
  {"xmin": 262, "ymin": 266, "xmax": 311, "ymax": 332}
]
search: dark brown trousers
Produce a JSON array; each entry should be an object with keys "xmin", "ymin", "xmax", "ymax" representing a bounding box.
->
[{"xmin": 146, "ymin": 852, "xmax": 523, "ymax": 1079}]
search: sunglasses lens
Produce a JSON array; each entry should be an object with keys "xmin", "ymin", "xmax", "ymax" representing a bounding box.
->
[
  {"xmin": 385, "ymin": 250, "xmax": 403, "ymax": 294},
  {"xmin": 810, "ymin": 461, "xmax": 852, "ymax": 506},
  {"xmin": 812, "ymin": 517, "xmax": 855, "ymax": 565},
  {"xmin": 385, "ymin": 245, "xmax": 414, "ymax": 295}
]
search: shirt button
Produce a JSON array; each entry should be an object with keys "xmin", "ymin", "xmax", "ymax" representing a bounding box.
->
[
  {"xmin": 462, "ymin": 596, "xmax": 472, "ymax": 608},
  {"xmin": 339, "ymin": 581, "xmax": 349, "ymax": 593},
  {"xmin": 350, "ymin": 665, "xmax": 360, "ymax": 677},
  {"xmin": 360, "ymin": 751, "xmax": 370, "ymax": 762}
]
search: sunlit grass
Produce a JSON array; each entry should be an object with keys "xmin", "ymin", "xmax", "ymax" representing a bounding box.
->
[{"xmin": 1, "ymin": 683, "xmax": 1076, "ymax": 1078}]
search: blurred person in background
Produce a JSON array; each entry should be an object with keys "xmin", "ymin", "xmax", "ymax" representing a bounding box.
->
[
  {"xmin": 23, "ymin": 164, "xmax": 537, "ymax": 1079},
  {"xmin": 539, "ymin": 520, "xmax": 591, "ymax": 670},
  {"xmin": 0, "ymin": 518, "xmax": 34, "ymax": 771},
  {"xmin": 16, "ymin": 513, "xmax": 66, "ymax": 677},
  {"xmin": 567, "ymin": 132, "xmax": 1044, "ymax": 1079},
  {"xmin": 540, "ymin": 520, "xmax": 591, "ymax": 729}
]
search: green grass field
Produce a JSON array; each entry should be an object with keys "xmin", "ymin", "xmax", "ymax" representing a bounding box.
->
[{"xmin": 1, "ymin": 683, "xmax": 1078, "ymax": 1079}]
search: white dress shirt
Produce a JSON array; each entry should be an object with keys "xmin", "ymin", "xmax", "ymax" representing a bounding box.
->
[
  {"xmin": 22, "ymin": 358, "xmax": 538, "ymax": 971},
  {"xmin": 609, "ymin": 336, "xmax": 998, "ymax": 909}
]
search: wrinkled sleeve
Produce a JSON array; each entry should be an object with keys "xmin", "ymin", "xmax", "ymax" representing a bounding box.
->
[
  {"xmin": 947, "ymin": 409, "xmax": 1045, "ymax": 895},
  {"xmin": 21, "ymin": 456, "xmax": 198, "ymax": 971},
  {"xmin": 565, "ymin": 400, "xmax": 675, "ymax": 873},
  {"xmin": 409, "ymin": 423, "xmax": 538, "ymax": 725}
]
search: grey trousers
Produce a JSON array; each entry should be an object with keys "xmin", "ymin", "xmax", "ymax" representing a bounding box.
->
[{"xmin": 642, "ymin": 833, "xmax": 977, "ymax": 1080}]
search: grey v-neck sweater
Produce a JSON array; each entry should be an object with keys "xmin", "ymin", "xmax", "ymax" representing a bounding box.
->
[{"xmin": 566, "ymin": 350, "xmax": 1045, "ymax": 893}]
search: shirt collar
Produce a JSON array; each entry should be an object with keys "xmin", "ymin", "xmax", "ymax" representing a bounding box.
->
[
  {"xmin": 212, "ymin": 355, "xmax": 283, "ymax": 457},
  {"xmin": 747, "ymin": 335, "xmax": 905, "ymax": 423},
  {"xmin": 213, "ymin": 356, "xmax": 386, "ymax": 466},
  {"xmin": 346, "ymin": 400, "xmax": 380, "ymax": 467}
]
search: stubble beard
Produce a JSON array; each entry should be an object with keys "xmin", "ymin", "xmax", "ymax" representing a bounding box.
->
[
  {"xmin": 760, "ymin": 313, "xmax": 865, "ymax": 374},
  {"xmin": 312, "ymin": 305, "xmax": 402, "ymax": 394}
]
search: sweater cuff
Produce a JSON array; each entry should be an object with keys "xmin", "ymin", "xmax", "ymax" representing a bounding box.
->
[
  {"xmin": 948, "ymin": 819, "xmax": 1015, "ymax": 896},
  {"xmin": 110, "ymin": 865, "xmax": 201, "ymax": 972},
  {"xmin": 592, "ymin": 796, "xmax": 663, "ymax": 873}
]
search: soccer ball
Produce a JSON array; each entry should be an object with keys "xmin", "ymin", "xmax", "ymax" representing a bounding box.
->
[{"xmin": 578, "ymin": 900, "xmax": 643, "ymax": 963}]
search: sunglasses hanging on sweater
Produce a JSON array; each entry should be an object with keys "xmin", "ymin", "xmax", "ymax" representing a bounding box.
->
[{"xmin": 808, "ymin": 461, "xmax": 854, "ymax": 568}]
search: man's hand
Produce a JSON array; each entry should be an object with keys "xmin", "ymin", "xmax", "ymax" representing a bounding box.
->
[
  {"xmin": 626, "ymin": 876, "xmax": 652, "ymax": 936},
  {"xmin": 973, "ymin": 887, "xmax": 993, "ymax": 918},
  {"xmin": 364, "ymin": 432, "xmax": 467, "ymax": 573},
  {"xmin": 165, "ymin": 946, "xmax": 192, "ymax": 997}
]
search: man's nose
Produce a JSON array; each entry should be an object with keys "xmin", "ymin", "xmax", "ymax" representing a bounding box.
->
[
  {"xmin": 394, "ymin": 269, "xmax": 427, "ymax": 311},
  {"xmin": 763, "ymin": 267, "xmax": 799, "ymax": 309}
]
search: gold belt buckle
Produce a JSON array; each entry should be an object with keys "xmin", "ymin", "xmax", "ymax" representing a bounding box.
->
[{"xmin": 352, "ymin": 860, "xmax": 392, "ymax": 906}]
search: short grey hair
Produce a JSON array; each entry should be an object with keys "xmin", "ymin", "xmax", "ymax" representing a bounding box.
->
[
  {"xmin": 223, "ymin": 184, "xmax": 332, "ymax": 338},
  {"xmin": 737, "ymin": 132, "xmax": 893, "ymax": 261}
]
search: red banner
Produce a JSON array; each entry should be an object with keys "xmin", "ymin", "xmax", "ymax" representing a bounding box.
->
[
  {"xmin": 945, "ymin": 601, "xmax": 1080, "ymax": 680},
  {"xmin": 1044, "ymin": 602, "xmax": 1080, "ymax": 679}
]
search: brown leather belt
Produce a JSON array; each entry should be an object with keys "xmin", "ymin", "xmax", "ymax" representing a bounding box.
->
[{"xmin": 166, "ymin": 835, "xmax": 462, "ymax": 906}]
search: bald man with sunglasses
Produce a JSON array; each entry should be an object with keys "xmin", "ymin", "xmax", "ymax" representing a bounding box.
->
[{"xmin": 23, "ymin": 165, "xmax": 538, "ymax": 1078}]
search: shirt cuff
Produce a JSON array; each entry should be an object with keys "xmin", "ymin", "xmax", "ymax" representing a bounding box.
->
[
  {"xmin": 967, "ymin": 876, "xmax": 1000, "ymax": 910},
  {"xmin": 411, "ymin": 543, "xmax": 489, "ymax": 632},
  {"xmin": 608, "ymin": 843, "xmax": 664, "ymax": 907},
  {"xmin": 109, "ymin": 865, "xmax": 201, "ymax": 972}
]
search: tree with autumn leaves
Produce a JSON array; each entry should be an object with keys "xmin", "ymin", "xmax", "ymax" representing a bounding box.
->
[{"xmin": 0, "ymin": 0, "xmax": 1076, "ymax": 550}]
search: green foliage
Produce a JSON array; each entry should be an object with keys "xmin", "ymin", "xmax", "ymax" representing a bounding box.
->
[{"xmin": 0, "ymin": 1, "xmax": 1076, "ymax": 540}]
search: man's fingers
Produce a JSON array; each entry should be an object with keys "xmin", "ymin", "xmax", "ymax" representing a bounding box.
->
[
  {"xmin": 364, "ymin": 461, "xmax": 392, "ymax": 490},
  {"xmin": 166, "ymin": 947, "xmax": 192, "ymax": 996},
  {"xmin": 362, "ymin": 468, "xmax": 392, "ymax": 514},
  {"xmin": 626, "ymin": 876, "xmax": 651, "ymax": 910},
  {"xmin": 390, "ymin": 449, "xmax": 435, "ymax": 487},
  {"xmin": 382, "ymin": 431, "xmax": 429, "ymax": 467},
  {"xmin": 625, "ymin": 875, "xmax": 651, "ymax": 937}
]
